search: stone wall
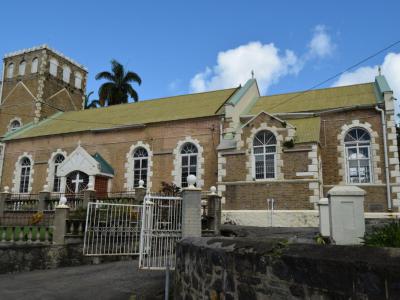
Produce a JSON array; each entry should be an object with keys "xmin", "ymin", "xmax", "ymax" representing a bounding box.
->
[
  {"xmin": 175, "ymin": 237, "xmax": 400, "ymax": 299},
  {"xmin": 0, "ymin": 242, "xmax": 130, "ymax": 274}
]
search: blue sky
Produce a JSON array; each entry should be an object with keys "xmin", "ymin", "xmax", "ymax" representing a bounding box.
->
[{"xmin": 1, "ymin": 0, "xmax": 400, "ymax": 102}]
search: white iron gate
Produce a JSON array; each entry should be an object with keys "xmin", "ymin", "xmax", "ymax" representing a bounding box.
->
[
  {"xmin": 83, "ymin": 202, "xmax": 142, "ymax": 256},
  {"xmin": 139, "ymin": 194, "xmax": 182, "ymax": 270}
]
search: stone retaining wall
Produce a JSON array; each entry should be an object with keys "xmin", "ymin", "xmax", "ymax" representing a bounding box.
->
[{"xmin": 175, "ymin": 237, "xmax": 400, "ymax": 299}]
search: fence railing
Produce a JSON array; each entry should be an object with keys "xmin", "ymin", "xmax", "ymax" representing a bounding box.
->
[{"xmin": 0, "ymin": 225, "xmax": 53, "ymax": 243}]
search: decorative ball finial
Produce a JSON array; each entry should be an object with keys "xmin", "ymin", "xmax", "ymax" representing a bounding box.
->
[
  {"xmin": 43, "ymin": 184, "xmax": 49, "ymax": 192},
  {"xmin": 4, "ymin": 186, "xmax": 9, "ymax": 193},
  {"xmin": 187, "ymin": 175, "xmax": 197, "ymax": 189},
  {"xmin": 56, "ymin": 196, "xmax": 69, "ymax": 208},
  {"xmin": 138, "ymin": 180, "xmax": 144, "ymax": 188},
  {"xmin": 87, "ymin": 182, "xmax": 94, "ymax": 190},
  {"xmin": 210, "ymin": 186, "xmax": 217, "ymax": 195}
]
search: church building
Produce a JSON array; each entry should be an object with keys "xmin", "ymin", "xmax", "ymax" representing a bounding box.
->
[{"xmin": 0, "ymin": 45, "xmax": 398, "ymax": 212}]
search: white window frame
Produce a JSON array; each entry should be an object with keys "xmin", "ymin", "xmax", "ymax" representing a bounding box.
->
[
  {"xmin": 124, "ymin": 142, "xmax": 153, "ymax": 191},
  {"xmin": 52, "ymin": 154, "xmax": 65, "ymax": 192},
  {"xmin": 133, "ymin": 147, "xmax": 149, "ymax": 188},
  {"xmin": 180, "ymin": 143, "xmax": 198, "ymax": 188},
  {"xmin": 252, "ymin": 130, "xmax": 277, "ymax": 180},
  {"xmin": 344, "ymin": 128, "xmax": 373, "ymax": 184},
  {"xmin": 31, "ymin": 57, "xmax": 38, "ymax": 73}
]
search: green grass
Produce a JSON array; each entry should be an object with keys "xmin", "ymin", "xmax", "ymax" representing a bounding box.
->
[
  {"xmin": 0, "ymin": 226, "xmax": 53, "ymax": 242},
  {"xmin": 363, "ymin": 221, "xmax": 400, "ymax": 248}
]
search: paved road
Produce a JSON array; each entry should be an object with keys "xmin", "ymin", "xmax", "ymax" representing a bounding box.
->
[{"xmin": 0, "ymin": 260, "xmax": 165, "ymax": 300}]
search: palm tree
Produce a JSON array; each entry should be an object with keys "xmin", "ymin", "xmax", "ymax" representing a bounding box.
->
[
  {"xmin": 83, "ymin": 91, "xmax": 102, "ymax": 109},
  {"xmin": 95, "ymin": 60, "xmax": 141, "ymax": 106}
]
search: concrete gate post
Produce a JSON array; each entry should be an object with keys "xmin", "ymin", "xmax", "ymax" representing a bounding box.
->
[
  {"xmin": 135, "ymin": 180, "xmax": 146, "ymax": 204},
  {"xmin": 0, "ymin": 186, "xmax": 11, "ymax": 218},
  {"xmin": 207, "ymin": 186, "xmax": 222, "ymax": 235},
  {"xmin": 318, "ymin": 198, "xmax": 330, "ymax": 237},
  {"xmin": 38, "ymin": 185, "xmax": 50, "ymax": 211},
  {"xmin": 327, "ymin": 185, "xmax": 366, "ymax": 245},
  {"xmin": 83, "ymin": 183, "xmax": 96, "ymax": 209},
  {"xmin": 53, "ymin": 198, "xmax": 70, "ymax": 245},
  {"xmin": 181, "ymin": 175, "xmax": 202, "ymax": 238}
]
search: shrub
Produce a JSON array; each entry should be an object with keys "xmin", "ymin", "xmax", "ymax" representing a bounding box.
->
[{"xmin": 363, "ymin": 221, "xmax": 400, "ymax": 248}]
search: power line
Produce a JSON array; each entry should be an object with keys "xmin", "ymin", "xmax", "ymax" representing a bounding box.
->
[{"xmin": 266, "ymin": 39, "xmax": 400, "ymax": 112}]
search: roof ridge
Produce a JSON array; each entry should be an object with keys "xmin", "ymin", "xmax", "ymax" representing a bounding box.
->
[{"xmin": 261, "ymin": 82, "xmax": 374, "ymax": 99}]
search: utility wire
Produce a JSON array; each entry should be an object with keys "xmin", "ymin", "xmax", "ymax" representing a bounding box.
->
[{"xmin": 266, "ymin": 39, "xmax": 400, "ymax": 112}]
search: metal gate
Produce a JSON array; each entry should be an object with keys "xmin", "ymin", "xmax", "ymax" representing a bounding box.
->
[
  {"xmin": 139, "ymin": 194, "xmax": 182, "ymax": 270},
  {"xmin": 83, "ymin": 202, "xmax": 142, "ymax": 256}
]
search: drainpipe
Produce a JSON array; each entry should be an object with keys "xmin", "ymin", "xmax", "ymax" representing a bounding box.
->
[{"xmin": 375, "ymin": 106, "xmax": 392, "ymax": 211}]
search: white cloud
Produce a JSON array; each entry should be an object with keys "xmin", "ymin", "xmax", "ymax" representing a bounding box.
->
[
  {"xmin": 308, "ymin": 25, "xmax": 335, "ymax": 58},
  {"xmin": 190, "ymin": 41, "xmax": 301, "ymax": 94},
  {"xmin": 332, "ymin": 52, "xmax": 400, "ymax": 100}
]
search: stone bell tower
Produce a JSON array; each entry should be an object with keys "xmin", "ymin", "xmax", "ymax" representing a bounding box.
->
[{"xmin": 0, "ymin": 45, "xmax": 87, "ymax": 137}]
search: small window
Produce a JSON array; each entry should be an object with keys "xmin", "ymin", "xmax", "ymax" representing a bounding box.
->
[
  {"xmin": 52, "ymin": 154, "xmax": 65, "ymax": 192},
  {"xmin": 133, "ymin": 147, "xmax": 148, "ymax": 187},
  {"xmin": 9, "ymin": 120, "xmax": 21, "ymax": 132},
  {"xmin": 49, "ymin": 58, "xmax": 58, "ymax": 76},
  {"xmin": 253, "ymin": 130, "xmax": 277, "ymax": 180},
  {"xmin": 345, "ymin": 128, "xmax": 373, "ymax": 183},
  {"xmin": 19, "ymin": 157, "xmax": 31, "ymax": 193},
  {"xmin": 62, "ymin": 65, "xmax": 71, "ymax": 83},
  {"xmin": 7, "ymin": 63, "xmax": 14, "ymax": 78},
  {"xmin": 19, "ymin": 61, "xmax": 26, "ymax": 76},
  {"xmin": 180, "ymin": 143, "xmax": 198, "ymax": 187},
  {"xmin": 74, "ymin": 72, "xmax": 82, "ymax": 89},
  {"xmin": 31, "ymin": 58, "xmax": 38, "ymax": 73}
]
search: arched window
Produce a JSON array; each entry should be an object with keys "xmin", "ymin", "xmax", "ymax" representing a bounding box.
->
[
  {"xmin": 133, "ymin": 147, "xmax": 148, "ymax": 187},
  {"xmin": 74, "ymin": 71, "xmax": 82, "ymax": 89},
  {"xmin": 180, "ymin": 143, "xmax": 198, "ymax": 187},
  {"xmin": 344, "ymin": 128, "xmax": 372, "ymax": 183},
  {"xmin": 52, "ymin": 154, "xmax": 65, "ymax": 192},
  {"xmin": 7, "ymin": 63, "xmax": 14, "ymax": 78},
  {"xmin": 49, "ymin": 58, "xmax": 58, "ymax": 76},
  {"xmin": 253, "ymin": 130, "xmax": 277, "ymax": 179},
  {"xmin": 62, "ymin": 65, "xmax": 71, "ymax": 83},
  {"xmin": 9, "ymin": 119, "xmax": 21, "ymax": 132},
  {"xmin": 19, "ymin": 157, "xmax": 31, "ymax": 193},
  {"xmin": 31, "ymin": 57, "xmax": 38, "ymax": 73},
  {"xmin": 66, "ymin": 171, "xmax": 89, "ymax": 194},
  {"xmin": 18, "ymin": 60, "xmax": 26, "ymax": 76}
]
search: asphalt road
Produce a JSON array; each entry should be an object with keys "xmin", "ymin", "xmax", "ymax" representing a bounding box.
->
[{"xmin": 0, "ymin": 260, "xmax": 165, "ymax": 300}]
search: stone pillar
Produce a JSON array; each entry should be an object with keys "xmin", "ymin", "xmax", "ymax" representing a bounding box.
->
[
  {"xmin": 181, "ymin": 175, "xmax": 202, "ymax": 238},
  {"xmin": 38, "ymin": 185, "xmax": 50, "ymax": 211},
  {"xmin": 135, "ymin": 180, "xmax": 146, "ymax": 204},
  {"xmin": 83, "ymin": 183, "xmax": 96, "ymax": 209},
  {"xmin": 207, "ymin": 186, "xmax": 221, "ymax": 235},
  {"xmin": 0, "ymin": 186, "xmax": 11, "ymax": 218},
  {"xmin": 53, "ymin": 200, "xmax": 69, "ymax": 245},
  {"xmin": 327, "ymin": 185, "xmax": 366, "ymax": 245},
  {"xmin": 318, "ymin": 198, "xmax": 330, "ymax": 237}
]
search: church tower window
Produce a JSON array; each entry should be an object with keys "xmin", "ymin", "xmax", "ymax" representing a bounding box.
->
[
  {"xmin": 7, "ymin": 63, "xmax": 14, "ymax": 78},
  {"xmin": 49, "ymin": 58, "xmax": 59, "ymax": 76},
  {"xmin": 9, "ymin": 119, "xmax": 21, "ymax": 132},
  {"xmin": 19, "ymin": 61, "xmax": 26, "ymax": 76},
  {"xmin": 75, "ymin": 72, "xmax": 82, "ymax": 89},
  {"xmin": 31, "ymin": 58, "xmax": 38, "ymax": 73},
  {"xmin": 62, "ymin": 65, "xmax": 71, "ymax": 83}
]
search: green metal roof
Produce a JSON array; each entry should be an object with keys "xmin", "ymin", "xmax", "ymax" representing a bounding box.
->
[
  {"xmin": 375, "ymin": 75, "xmax": 392, "ymax": 94},
  {"xmin": 249, "ymin": 82, "xmax": 379, "ymax": 114},
  {"xmin": 6, "ymin": 88, "xmax": 238, "ymax": 140},
  {"xmin": 286, "ymin": 117, "xmax": 321, "ymax": 143},
  {"xmin": 92, "ymin": 153, "xmax": 114, "ymax": 175}
]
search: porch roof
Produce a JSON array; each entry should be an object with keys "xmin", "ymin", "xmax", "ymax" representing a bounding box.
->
[{"xmin": 92, "ymin": 153, "xmax": 114, "ymax": 175}]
